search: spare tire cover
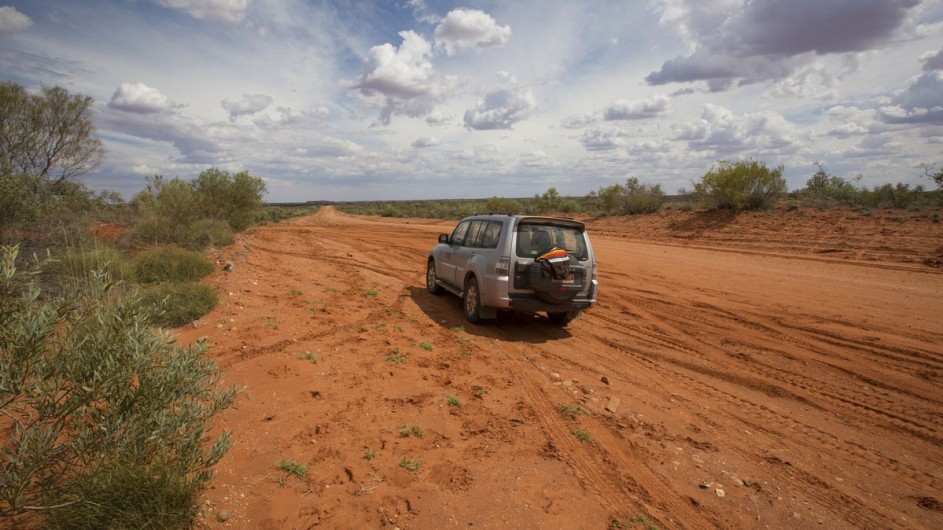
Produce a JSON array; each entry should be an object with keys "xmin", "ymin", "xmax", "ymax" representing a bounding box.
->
[{"xmin": 531, "ymin": 258, "xmax": 580, "ymax": 305}]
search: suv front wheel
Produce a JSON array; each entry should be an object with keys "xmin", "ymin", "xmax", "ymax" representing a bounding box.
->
[
  {"xmin": 426, "ymin": 260, "xmax": 444, "ymax": 295},
  {"xmin": 463, "ymin": 277, "xmax": 482, "ymax": 323}
]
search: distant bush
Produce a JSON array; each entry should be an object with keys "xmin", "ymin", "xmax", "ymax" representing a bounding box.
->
[
  {"xmin": 484, "ymin": 196, "xmax": 525, "ymax": 213},
  {"xmin": 587, "ymin": 177, "xmax": 664, "ymax": 215},
  {"xmin": 858, "ymin": 182, "xmax": 926, "ymax": 209},
  {"xmin": 693, "ymin": 160, "xmax": 786, "ymax": 211},
  {"xmin": 132, "ymin": 247, "xmax": 214, "ymax": 284},
  {"xmin": 258, "ymin": 204, "xmax": 320, "ymax": 224},
  {"xmin": 191, "ymin": 168, "xmax": 267, "ymax": 231},
  {"xmin": 337, "ymin": 199, "xmax": 485, "ymax": 219},
  {"xmin": 130, "ymin": 169, "xmax": 265, "ymax": 249},
  {"xmin": 139, "ymin": 282, "xmax": 218, "ymax": 327},
  {"xmin": 0, "ymin": 245, "xmax": 234, "ymax": 528},
  {"xmin": 799, "ymin": 163, "xmax": 861, "ymax": 207}
]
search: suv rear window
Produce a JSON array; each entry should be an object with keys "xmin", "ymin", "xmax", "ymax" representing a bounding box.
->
[{"xmin": 515, "ymin": 223, "xmax": 588, "ymax": 260}]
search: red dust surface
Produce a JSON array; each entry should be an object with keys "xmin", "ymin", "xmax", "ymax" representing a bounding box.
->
[{"xmin": 177, "ymin": 206, "xmax": 943, "ymax": 529}]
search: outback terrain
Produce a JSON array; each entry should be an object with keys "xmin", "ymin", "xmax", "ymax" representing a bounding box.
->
[{"xmin": 178, "ymin": 205, "xmax": 943, "ymax": 529}]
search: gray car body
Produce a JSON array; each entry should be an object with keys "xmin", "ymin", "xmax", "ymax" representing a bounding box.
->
[{"xmin": 427, "ymin": 213, "xmax": 598, "ymax": 323}]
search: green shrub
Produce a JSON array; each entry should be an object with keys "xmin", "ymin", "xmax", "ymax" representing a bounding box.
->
[
  {"xmin": 484, "ymin": 196, "xmax": 524, "ymax": 213},
  {"xmin": 799, "ymin": 163, "xmax": 861, "ymax": 207},
  {"xmin": 43, "ymin": 243, "xmax": 132, "ymax": 288},
  {"xmin": 693, "ymin": 160, "xmax": 786, "ymax": 211},
  {"xmin": 191, "ymin": 168, "xmax": 267, "ymax": 231},
  {"xmin": 258, "ymin": 204, "xmax": 320, "ymax": 224},
  {"xmin": 859, "ymin": 182, "xmax": 925, "ymax": 209},
  {"xmin": 138, "ymin": 282, "xmax": 218, "ymax": 327},
  {"xmin": 132, "ymin": 247, "xmax": 214, "ymax": 284},
  {"xmin": 0, "ymin": 245, "xmax": 235, "ymax": 528},
  {"xmin": 185, "ymin": 218, "xmax": 234, "ymax": 249}
]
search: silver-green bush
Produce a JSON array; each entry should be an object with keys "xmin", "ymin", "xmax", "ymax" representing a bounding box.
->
[
  {"xmin": 694, "ymin": 160, "xmax": 786, "ymax": 211},
  {"xmin": 0, "ymin": 245, "xmax": 235, "ymax": 528}
]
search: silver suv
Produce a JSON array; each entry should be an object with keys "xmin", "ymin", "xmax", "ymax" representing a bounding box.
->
[{"xmin": 426, "ymin": 213, "xmax": 598, "ymax": 325}]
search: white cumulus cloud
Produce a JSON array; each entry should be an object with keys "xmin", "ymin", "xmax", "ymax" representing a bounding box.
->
[
  {"xmin": 411, "ymin": 136, "xmax": 440, "ymax": 148},
  {"xmin": 0, "ymin": 6, "xmax": 32, "ymax": 37},
  {"xmin": 222, "ymin": 94, "xmax": 273, "ymax": 122},
  {"xmin": 603, "ymin": 95, "xmax": 671, "ymax": 120},
  {"xmin": 107, "ymin": 82, "xmax": 176, "ymax": 114},
  {"xmin": 464, "ymin": 88, "xmax": 537, "ymax": 130},
  {"xmin": 434, "ymin": 8, "xmax": 511, "ymax": 56},
  {"xmin": 349, "ymin": 30, "xmax": 455, "ymax": 125}
]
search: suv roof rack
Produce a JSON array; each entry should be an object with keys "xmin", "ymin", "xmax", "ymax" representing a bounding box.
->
[{"xmin": 473, "ymin": 211, "xmax": 516, "ymax": 216}]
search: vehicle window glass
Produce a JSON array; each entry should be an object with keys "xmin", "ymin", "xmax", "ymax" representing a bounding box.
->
[
  {"xmin": 465, "ymin": 220, "xmax": 484, "ymax": 248},
  {"xmin": 450, "ymin": 221, "xmax": 470, "ymax": 245},
  {"xmin": 515, "ymin": 223, "xmax": 587, "ymax": 259},
  {"xmin": 479, "ymin": 221, "xmax": 502, "ymax": 249}
]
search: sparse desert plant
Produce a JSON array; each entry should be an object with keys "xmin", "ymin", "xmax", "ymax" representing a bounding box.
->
[
  {"xmin": 0, "ymin": 245, "xmax": 235, "ymax": 528},
  {"xmin": 298, "ymin": 352, "xmax": 317, "ymax": 364},
  {"xmin": 446, "ymin": 395, "xmax": 462, "ymax": 407},
  {"xmin": 418, "ymin": 341, "xmax": 433, "ymax": 351},
  {"xmin": 365, "ymin": 289, "xmax": 378, "ymax": 298},
  {"xmin": 363, "ymin": 448, "xmax": 376, "ymax": 461},
  {"xmin": 138, "ymin": 282, "xmax": 218, "ymax": 327},
  {"xmin": 693, "ymin": 160, "xmax": 786, "ymax": 211},
  {"xmin": 132, "ymin": 247, "xmax": 214, "ymax": 284},
  {"xmin": 386, "ymin": 351, "xmax": 406, "ymax": 364},
  {"xmin": 559, "ymin": 404, "xmax": 591, "ymax": 417},
  {"xmin": 799, "ymin": 162, "xmax": 861, "ymax": 207},
  {"xmin": 276, "ymin": 460, "xmax": 307, "ymax": 477},
  {"xmin": 42, "ymin": 241, "xmax": 132, "ymax": 291},
  {"xmin": 398, "ymin": 458, "xmax": 422, "ymax": 472},
  {"xmin": 572, "ymin": 428, "xmax": 594, "ymax": 443},
  {"xmin": 398, "ymin": 424, "xmax": 425, "ymax": 438}
]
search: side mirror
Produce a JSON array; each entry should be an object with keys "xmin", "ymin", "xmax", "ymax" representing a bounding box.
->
[{"xmin": 438, "ymin": 234, "xmax": 449, "ymax": 244}]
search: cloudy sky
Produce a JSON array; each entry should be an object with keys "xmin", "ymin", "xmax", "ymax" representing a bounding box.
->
[{"xmin": 1, "ymin": 0, "xmax": 942, "ymax": 202}]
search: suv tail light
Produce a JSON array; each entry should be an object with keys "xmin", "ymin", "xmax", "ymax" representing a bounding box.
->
[{"xmin": 495, "ymin": 256, "xmax": 510, "ymax": 276}]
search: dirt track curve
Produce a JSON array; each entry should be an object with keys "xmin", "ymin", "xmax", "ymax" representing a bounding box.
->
[{"xmin": 180, "ymin": 206, "xmax": 943, "ymax": 530}]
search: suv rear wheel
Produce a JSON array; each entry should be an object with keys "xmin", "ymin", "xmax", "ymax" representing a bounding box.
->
[
  {"xmin": 426, "ymin": 260, "xmax": 444, "ymax": 295},
  {"xmin": 463, "ymin": 277, "xmax": 482, "ymax": 323}
]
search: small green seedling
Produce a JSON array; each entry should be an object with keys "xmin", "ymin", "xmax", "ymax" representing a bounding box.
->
[
  {"xmin": 399, "ymin": 457, "xmax": 422, "ymax": 472},
  {"xmin": 277, "ymin": 459, "xmax": 307, "ymax": 477}
]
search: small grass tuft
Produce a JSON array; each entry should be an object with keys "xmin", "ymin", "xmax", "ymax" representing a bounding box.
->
[
  {"xmin": 365, "ymin": 289, "xmax": 378, "ymax": 298},
  {"xmin": 132, "ymin": 247, "xmax": 214, "ymax": 284},
  {"xmin": 446, "ymin": 394, "xmax": 462, "ymax": 407},
  {"xmin": 386, "ymin": 350, "xmax": 405, "ymax": 364},
  {"xmin": 398, "ymin": 424, "xmax": 424, "ymax": 438},
  {"xmin": 276, "ymin": 459, "xmax": 307, "ymax": 477},
  {"xmin": 418, "ymin": 342, "xmax": 433, "ymax": 351},
  {"xmin": 559, "ymin": 404, "xmax": 591, "ymax": 417},
  {"xmin": 571, "ymin": 428, "xmax": 594, "ymax": 444},
  {"xmin": 363, "ymin": 448, "xmax": 376, "ymax": 461},
  {"xmin": 398, "ymin": 457, "xmax": 422, "ymax": 472},
  {"xmin": 297, "ymin": 352, "xmax": 317, "ymax": 364}
]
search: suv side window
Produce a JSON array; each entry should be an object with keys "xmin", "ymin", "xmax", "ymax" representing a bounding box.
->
[
  {"xmin": 450, "ymin": 221, "xmax": 470, "ymax": 245},
  {"xmin": 478, "ymin": 221, "xmax": 502, "ymax": 249},
  {"xmin": 464, "ymin": 220, "xmax": 484, "ymax": 248}
]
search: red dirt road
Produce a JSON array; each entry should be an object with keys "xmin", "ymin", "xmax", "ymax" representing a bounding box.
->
[{"xmin": 181, "ymin": 206, "xmax": 943, "ymax": 529}]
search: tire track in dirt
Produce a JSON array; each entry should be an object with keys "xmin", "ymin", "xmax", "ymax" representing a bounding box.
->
[{"xmin": 578, "ymin": 288, "xmax": 940, "ymax": 528}]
